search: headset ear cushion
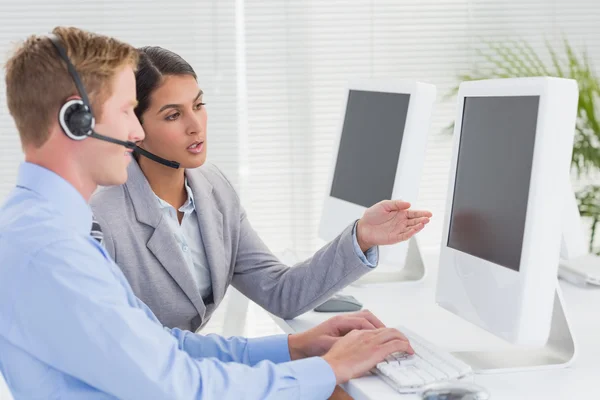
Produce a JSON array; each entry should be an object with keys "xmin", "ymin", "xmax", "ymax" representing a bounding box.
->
[{"xmin": 60, "ymin": 100, "xmax": 94, "ymax": 140}]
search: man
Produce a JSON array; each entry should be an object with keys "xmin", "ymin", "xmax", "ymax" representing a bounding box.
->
[{"xmin": 0, "ymin": 27, "xmax": 412, "ymax": 399}]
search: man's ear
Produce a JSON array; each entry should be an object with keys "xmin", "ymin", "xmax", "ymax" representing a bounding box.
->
[{"xmin": 63, "ymin": 95, "xmax": 83, "ymax": 103}]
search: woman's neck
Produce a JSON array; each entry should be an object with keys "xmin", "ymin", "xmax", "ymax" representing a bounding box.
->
[{"xmin": 137, "ymin": 156, "xmax": 187, "ymax": 210}]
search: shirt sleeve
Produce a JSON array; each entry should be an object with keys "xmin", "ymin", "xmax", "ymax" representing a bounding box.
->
[
  {"xmin": 167, "ymin": 327, "xmax": 293, "ymax": 366},
  {"xmin": 352, "ymin": 220, "xmax": 379, "ymax": 267},
  {"xmin": 5, "ymin": 240, "xmax": 336, "ymax": 400}
]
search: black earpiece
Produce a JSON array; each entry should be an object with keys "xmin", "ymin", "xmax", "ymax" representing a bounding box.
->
[
  {"xmin": 58, "ymin": 99, "xmax": 94, "ymax": 140},
  {"xmin": 48, "ymin": 34, "xmax": 96, "ymax": 141}
]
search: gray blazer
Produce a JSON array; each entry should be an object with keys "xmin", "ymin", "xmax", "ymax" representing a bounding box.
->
[{"xmin": 89, "ymin": 159, "xmax": 374, "ymax": 331}]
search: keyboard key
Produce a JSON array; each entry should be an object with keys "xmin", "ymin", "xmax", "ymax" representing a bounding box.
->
[
  {"xmin": 414, "ymin": 359, "xmax": 447, "ymax": 380},
  {"xmin": 411, "ymin": 362, "xmax": 440, "ymax": 383},
  {"xmin": 375, "ymin": 362, "xmax": 394, "ymax": 376},
  {"xmin": 412, "ymin": 343, "xmax": 461, "ymax": 378},
  {"xmin": 392, "ymin": 352, "xmax": 417, "ymax": 366},
  {"xmin": 388, "ymin": 366, "xmax": 423, "ymax": 387}
]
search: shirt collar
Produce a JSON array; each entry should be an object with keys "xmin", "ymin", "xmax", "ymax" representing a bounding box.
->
[
  {"xmin": 16, "ymin": 162, "xmax": 92, "ymax": 237},
  {"xmin": 154, "ymin": 177, "xmax": 196, "ymax": 214}
]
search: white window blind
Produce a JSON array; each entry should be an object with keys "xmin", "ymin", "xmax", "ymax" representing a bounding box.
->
[
  {"xmin": 241, "ymin": 0, "xmax": 600, "ymax": 255},
  {"xmin": 1, "ymin": 0, "xmax": 599, "ymax": 256}
]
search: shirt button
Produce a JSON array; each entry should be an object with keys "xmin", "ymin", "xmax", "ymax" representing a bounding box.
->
[{"xmin": 182, "ymin": 245, "xmax": 189, "ymax": 252}]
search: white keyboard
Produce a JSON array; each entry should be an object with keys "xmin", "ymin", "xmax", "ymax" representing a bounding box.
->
[{"xmin": 373, "ymin": 326, "xmax": 473, "ymax": 394}]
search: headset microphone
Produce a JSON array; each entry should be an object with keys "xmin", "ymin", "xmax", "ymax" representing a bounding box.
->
[
  {"xmin": 133, "ymin": 147, "xmax": 180, "ymax": 169},
  {"xmin": 89, "ymin": 131, "xmax": 135, "ymax": 149},
  {"xmin": 48, "ymin": 33, "xmax": 180, "ymax": 169}
]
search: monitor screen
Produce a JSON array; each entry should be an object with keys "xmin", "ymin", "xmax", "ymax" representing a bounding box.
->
[
  {"xmin": 330, "ymin": 89, "xmax": 410, "ymax": 208},
  {"xmin": 447, "ymin": 95, "xmax": 540, "ymax": 272}
]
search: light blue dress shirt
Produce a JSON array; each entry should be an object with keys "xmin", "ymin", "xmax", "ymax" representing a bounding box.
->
[
  {"xmin": 153, "ymin": 178, "xmax": 213, "ymax": 299},
  {"xmin": 0, "ymin": 162, "xmax": 336, "ymax": 399},
  {"xmin": 153, "ymin": 180, "xmax": 378, "ymax": 300}
]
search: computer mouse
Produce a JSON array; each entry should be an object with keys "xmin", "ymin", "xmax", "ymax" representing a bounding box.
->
[
  {"xmin": 420, "ymin": 381, "xmax": 490, "ymax": 400},
  {"xmin": 313, "ymin": 294, "xmax": 363, "ymax": 312}
]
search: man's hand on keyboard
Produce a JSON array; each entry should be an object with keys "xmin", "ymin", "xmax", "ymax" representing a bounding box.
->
[
  {"xmin": 322, "ymin": 327, "xmax": 414, "ymax": 385},
  {"xmin": 288, "ymin": 310, "xmax": 385, "ymax": 360},
  {"xmin": 372, "ymin": 327, "xmax": 474, "ymax": 393}
]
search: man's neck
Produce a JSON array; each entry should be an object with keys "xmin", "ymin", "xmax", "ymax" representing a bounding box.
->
[
  {"xmin": 25, "ymin": 154, "xmax": 97, "ymax": 202},
  {"xmin": 138, "ymin": 156, "xmax": 187, "ymax": 210}
]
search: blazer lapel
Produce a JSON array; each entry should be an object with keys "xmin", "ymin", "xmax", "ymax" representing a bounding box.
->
[
  {"xmin": 186, "ymin": 167, "xmax": 228, "ymax": 307},
  {"xmin": 124, "ymin": 160, "xmax": 207, "ymax": 319}
]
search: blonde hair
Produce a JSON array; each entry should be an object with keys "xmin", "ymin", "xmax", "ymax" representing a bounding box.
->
[{"xmin": 4, "ymin": 26, "xmax": 139, "ymax": 148}]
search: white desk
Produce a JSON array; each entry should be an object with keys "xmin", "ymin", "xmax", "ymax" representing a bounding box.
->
[{"xmin": 271, "ymin": 251, "xmax": 600, "ymax": 400}]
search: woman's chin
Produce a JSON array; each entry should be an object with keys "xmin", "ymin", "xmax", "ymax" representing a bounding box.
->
[{"xmin": 182, "ymin": 153, "xmax": 207, "ymax": 169}]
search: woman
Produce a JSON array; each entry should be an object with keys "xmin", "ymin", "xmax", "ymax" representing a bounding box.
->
[{"xmin": 89, "ymin": 46, "xmax": 432, "ymax": 332}]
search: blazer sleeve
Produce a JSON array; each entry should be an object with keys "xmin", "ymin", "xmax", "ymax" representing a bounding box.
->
[
  {"xmin": 231, "ymin": 207, "xmax": 374, "ymax": 319},
  {"xmin": 209, "ymin": 164, "xmax": 376, "ymax": 319}
]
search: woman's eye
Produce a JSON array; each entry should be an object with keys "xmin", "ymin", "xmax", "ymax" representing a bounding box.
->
[
  {"xmin": 194, "ymin": 102, "xmax": 206, "ymax": 110},
  {"xmin": 166, "ymin": 112, "xmax": 180, "ymax": 121}
]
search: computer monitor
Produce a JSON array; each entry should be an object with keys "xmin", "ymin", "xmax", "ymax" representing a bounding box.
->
[
  {"xmin": 436, "ymin": 77, "xmax": 579, "ymax": 349},
  {"xmin": 318, "ymin": 80, "xmax": 436, "ymax": 281}
]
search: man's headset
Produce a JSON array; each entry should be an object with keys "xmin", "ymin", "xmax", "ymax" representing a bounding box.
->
[{"xmin": 48, "ymin": 34, "xmax": 180, "ymax": 169}]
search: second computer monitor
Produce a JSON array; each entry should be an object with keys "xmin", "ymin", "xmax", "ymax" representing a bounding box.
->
[
  {"xmin": 319, "ymin": 80, "xmax": 436, "ymax": 267},
  {"xmin": 436, "ymin": 77, "xmax": 579, "ymax": 347}
]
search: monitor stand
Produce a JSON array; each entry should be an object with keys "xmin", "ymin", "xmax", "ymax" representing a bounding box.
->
[
  {"xmin": 557, "ymin": 183, "xmax": 599, "ymax": 285},
  {"xmin": 351, "ymin": 236, "xmax": 426, "ymax": 285},
  {"xmin": 451, "ymin": 283, "xmax": 576, "ymax": 373}
]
